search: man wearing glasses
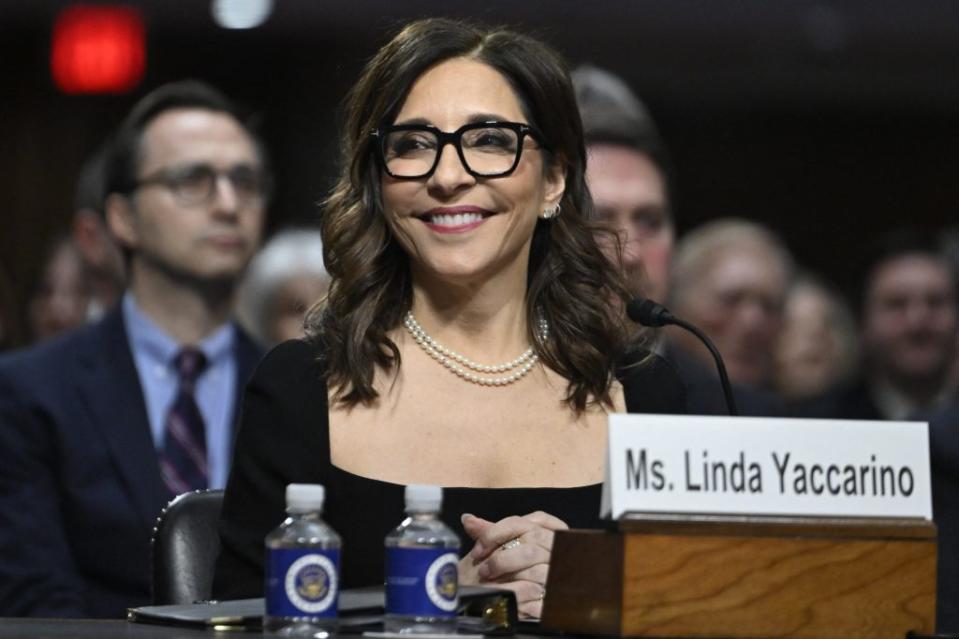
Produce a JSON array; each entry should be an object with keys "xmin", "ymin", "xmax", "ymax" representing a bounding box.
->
[{"xmin": 0, "ymin": 81, "xmax": 265, "ymax": 617}]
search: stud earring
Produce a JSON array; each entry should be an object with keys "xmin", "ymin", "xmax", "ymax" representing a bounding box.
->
[{"xmin": 541, "ymin": 203, "xmax": 561, "ymax": 220}]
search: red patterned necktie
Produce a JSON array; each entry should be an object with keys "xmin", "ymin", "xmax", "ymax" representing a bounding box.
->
[{"xmin": 159, "ymin": 348, "xmax": 208, "ymax": 497}]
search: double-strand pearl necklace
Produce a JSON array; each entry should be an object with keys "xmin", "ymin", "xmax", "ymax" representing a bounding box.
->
[{"xmin": 403, "ymin": 311, "xmax": 548, "ymax": 387}]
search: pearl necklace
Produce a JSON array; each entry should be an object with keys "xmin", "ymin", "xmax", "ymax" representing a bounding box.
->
[{"xmin": 403, "ymin": 311, "xmax": 547, "ymax": 386}]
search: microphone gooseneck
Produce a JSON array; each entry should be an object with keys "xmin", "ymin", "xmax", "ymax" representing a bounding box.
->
[
  {"xmin": 626, "ymin": 298, "xmax": 674, "ymax": 327},
  {"xmin": 627, "ymin": 297, "xmax": 740, "ymax": 416}
]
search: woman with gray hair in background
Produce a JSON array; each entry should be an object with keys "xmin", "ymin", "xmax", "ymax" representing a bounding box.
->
[{"xmin": 236, "ymin": 228, "xmax": 330, "ymax": 346}]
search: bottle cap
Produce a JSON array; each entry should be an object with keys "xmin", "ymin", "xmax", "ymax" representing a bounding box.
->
[
  {"xmin": 286, "ymin": 483, "xmax": 325, "ymax": 513},
  {"xmin": 405, "ymin": 484, "xmax": 442, "ymax": 513}
]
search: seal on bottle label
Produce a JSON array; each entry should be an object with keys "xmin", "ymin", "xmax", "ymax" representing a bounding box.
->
[
  {"xmin": 266, "ymin": 548, "xmax": 340, "ymax": 617},
  {"xmin": 386, "ymin": 547, "xmax": 458, "ymax": 616}
]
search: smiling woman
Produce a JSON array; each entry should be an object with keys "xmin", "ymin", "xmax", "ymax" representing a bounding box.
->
[
  {"xmin": 214, "ymin": 18, "xmax": 688, "ymax": 620},
  {"xmin": 316, "ymin": 20, "xmax": 640, "ymax": 411}
]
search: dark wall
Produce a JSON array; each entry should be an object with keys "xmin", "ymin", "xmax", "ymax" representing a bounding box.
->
[{"xmin": 2, "ymin": 0, "xmax": 958, "ymax": 321}]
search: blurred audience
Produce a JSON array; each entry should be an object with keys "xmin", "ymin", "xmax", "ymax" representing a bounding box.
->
[
  {"xmin": 0, "ymin": 80, "xmax": 267, "ymax": 618},
  {"xmin": 26, "ymin": 145, "xmax": 126, "ymax": 345},
  {"xmin": 669, "ymin": 218, "xmax": 793, "ymax": 390},
  {"xmin": 27, "ymin": 236, "xmax": 90, "ymax": 342},
  {"xmin": 800, "ymin": 230, "xmax": 958, "ymax": 420},
  {"xmin": 237, "ymin": 228, "xmax": 329, "ymax": 346},
  {"xmin": 862, "ymin": 241, "xmax": 957, "ymax": 417},
  {"xmin": 773, "ymin": 275, "xmax": 858, "ymax": 403},
  {"xmin": 574, "ymin": 67, "xmax": 783, "ymax": 415},
  {"xmin": 573, "ymin": 65, "xmax": 673, "ymax": 304}
]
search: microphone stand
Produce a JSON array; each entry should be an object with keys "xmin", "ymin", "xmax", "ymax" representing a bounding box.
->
[{"xmin": 627, "ymin": 298, "xmax": 740, "ymax": 416}]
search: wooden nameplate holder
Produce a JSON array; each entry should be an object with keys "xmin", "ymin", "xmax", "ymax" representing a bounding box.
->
[{"xmin": 540, "ymin": 513, "xmax": 937, "ymax": 638}]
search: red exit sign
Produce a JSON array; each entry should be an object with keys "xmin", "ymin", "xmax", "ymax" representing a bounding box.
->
[{"xmin": 51, "ymin": 4, "xmax": 146, "ymax": 95}]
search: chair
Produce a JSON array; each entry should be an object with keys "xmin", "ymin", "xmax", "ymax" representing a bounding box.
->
[{"xmin": 150, "ymin": 489, "xmax": 224, "ymax": 605}]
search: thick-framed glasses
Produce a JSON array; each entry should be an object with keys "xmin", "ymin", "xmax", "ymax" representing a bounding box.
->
[
  {"xmin": 133, "ymin": 163, "xmax": 268, "ymax": 206},
  {"xmin": 372, "ymin": 121, "xmax": 546, "ymax": 179}
]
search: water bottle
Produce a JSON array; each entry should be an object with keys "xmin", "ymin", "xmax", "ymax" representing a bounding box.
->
[
  {"xmin": 264, "ymin": 484, "xmax": 341, "ymax": 637},
  {"xmin": 384, "ymin": 484, "xmax": 461, "ymax": 634}
]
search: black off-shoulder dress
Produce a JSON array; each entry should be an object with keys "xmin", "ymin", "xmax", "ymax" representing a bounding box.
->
[{"xmin": 212, "ymin": 339, "xmax": 687, "ymax": 599}]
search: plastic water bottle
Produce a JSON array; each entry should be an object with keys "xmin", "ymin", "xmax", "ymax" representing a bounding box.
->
[
  {"xmin": 384, "ymin": 484, "xmax": 461, "ymax": 634},
  {"xmin": 264, "ymin": 484, "xmax": 341, "ymax": 637}
]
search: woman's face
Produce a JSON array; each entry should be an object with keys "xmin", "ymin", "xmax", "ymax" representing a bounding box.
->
[{"xmin": 380, "ymin": 57, "xmax": 564, "ymax": 287}]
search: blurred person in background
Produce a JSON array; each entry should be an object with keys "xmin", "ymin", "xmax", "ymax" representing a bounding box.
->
[
  {"xmin": 669, "ymin": 218, "xmax": 793, "ymax": 388},
  {"xmin": 26, "ymin": 236, "xmax": 90, "ymax": 342},
  {"xmin": 667, "ymin": 218, "xmax": 792, "ymax": 414},
  {"xmin": 237, "ymin": 227, "xmax": 330, "ymax": 346},
  {"xmin": 572, "ymin": 65, "xmax": 673, "ymax": 304},
  {"xmin": 0, "ymin": 80, "xmax": 266, "ymax": 618},
  {"xmin": 574, "ymin": 68, "xmax": 783, "ymax": 415},
  {"xmin": 774, "ymin": 274, "xmax": 858, "ymax": 403},
  {"xmin": 801, "ymin": 230, "xmax": 957, "ymax": 420},
  {"xmin": 71, "ymin": 143, "xmax": 126, "ymax": 321},
  {"xmin": 914, "ymin": 227, "xmax": 959, "ymax": 634},
  {"xmin": 27, "ymin": 146, "xmax": 127, "ymax": 344}
]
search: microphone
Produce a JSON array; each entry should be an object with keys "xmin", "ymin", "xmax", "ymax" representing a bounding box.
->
[{"xmin": 627, "ymin": 297, "xmax": 740, "ymax": 416}]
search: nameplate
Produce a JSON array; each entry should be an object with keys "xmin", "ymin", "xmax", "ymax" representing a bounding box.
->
[{"xmin": 600, "ymin": 414, "xmax": 932, "ymax": 520}]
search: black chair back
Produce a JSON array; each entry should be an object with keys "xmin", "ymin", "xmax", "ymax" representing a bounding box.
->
[{"xmin": 150, "ymin": 489, "xmax": 224, "ymax": 605}]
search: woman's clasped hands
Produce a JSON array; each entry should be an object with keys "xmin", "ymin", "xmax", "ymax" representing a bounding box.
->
[{"xmin": 459, "ymin": 511, "xmax": 569, "ymax": 620}]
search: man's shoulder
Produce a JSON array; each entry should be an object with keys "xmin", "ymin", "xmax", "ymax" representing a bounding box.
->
[
  {"xmin": 790, "ymin": 380, "xmax": 880, "ymax": 420},
  {"xmin": 0, "ymin": 312, "xmax": 125, "ymax": 386},
  {"xmin": 232, "ymin": 322, "xmax": 265, "ymax": 374},
  {"xmin": 0, "ymin": 323, "xmax": 95, "ymax": 373},
  {"xmin": 659, "ymin": 341, "xmax": 785, "ymax": 417}
]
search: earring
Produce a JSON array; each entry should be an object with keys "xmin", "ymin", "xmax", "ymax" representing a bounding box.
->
[{"xmin": 541, "ymin": 203, "xmax": 561, "ymax": 220}]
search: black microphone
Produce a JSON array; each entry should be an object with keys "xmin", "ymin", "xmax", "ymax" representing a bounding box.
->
[{"xmin": 627, "ymin": 297, "xmax": 740, "ymax": 416}]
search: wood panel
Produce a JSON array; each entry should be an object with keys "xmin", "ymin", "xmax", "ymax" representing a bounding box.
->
[{"xmin": 541, "ymin": 521, "xmax": 936, "ymax": 638}]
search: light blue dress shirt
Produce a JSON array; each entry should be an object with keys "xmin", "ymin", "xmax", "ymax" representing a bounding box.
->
[{"xmin": 122, "ymin": 293, "xmax": 236, "ymax": 490}]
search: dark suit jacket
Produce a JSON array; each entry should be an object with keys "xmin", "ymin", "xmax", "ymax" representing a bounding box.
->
[
  {"xmin": 0, "ymin": 309, "xmax": 261, "ymax": 618},
  {"xmin": 663, "ymin": 341, "xmax": 786, "ymax": 417},
  {"xmin": 927, "ymin": 402, "xmax": 959, "ymax": 632},
  {"xmin": 789, "ymin": 379, "xmax": 884, "ymax": 421}
]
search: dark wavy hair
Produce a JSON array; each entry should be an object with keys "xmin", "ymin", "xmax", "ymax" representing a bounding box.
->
[{"xmin": 306, "ymin": 18, "xmax": 642, "ymax": 411}]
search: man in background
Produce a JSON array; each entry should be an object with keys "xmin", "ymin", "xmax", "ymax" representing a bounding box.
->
[
  {"xmin": 801, "ymin": 231, "xmax": 958, "ymax": 420},
  {"xmin": 574, "ymin": 66, "xmax": 783, "ymax": 415},
  {"xmin": 668, "ymin": 218, "xmax": 794, "ymax": 392},
  {"xmin": 572, "ymin": 65, "xmax": 674, "ymax": 304},
  {"xmin": 860, "ymin": 232, "xmax": 959, "ymax": 633},
  {"xmin": 0, "ymin": 80, "xmax": 266, "ymax": 617}
]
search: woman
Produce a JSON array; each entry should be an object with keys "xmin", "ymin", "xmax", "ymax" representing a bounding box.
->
[
  {"xmin": 213, "ymin": 18, "xmax": 686, "ymax": 619},
  {"xmin": 237, "ymin": 228, "xmax": 330, "ymax": 346}
]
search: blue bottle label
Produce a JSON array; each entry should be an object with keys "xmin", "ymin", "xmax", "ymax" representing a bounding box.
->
[
  {"xmin": 266, "ymin": 548, "xmax": 340, "ymax": 618},
  {"xmin": 386, "ymin": 547, "xmax": 459, "ymax": 617}
]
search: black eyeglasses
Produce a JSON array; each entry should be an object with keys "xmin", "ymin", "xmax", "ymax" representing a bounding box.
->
[
  {"xmin": 372, "ymin": 121, "xmax": 546, "ymax": 179},
  {"xmin": 133, "ymin": 163, "xmax": 268, "ymax": 206}
]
